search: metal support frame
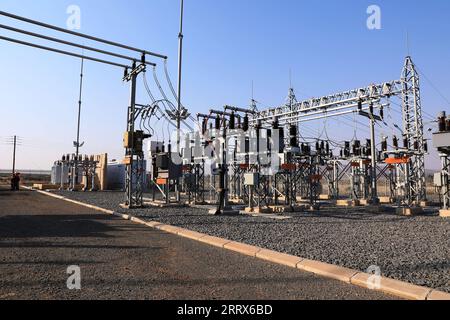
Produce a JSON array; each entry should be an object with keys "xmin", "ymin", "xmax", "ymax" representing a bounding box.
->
[
  {"xmin": 194, "ymin": 161, "xmax": 206, "ymax": 204},
  {"xmin": 321, "ymin": 160, "xmax": 340, "ymax": 199},
  {"xmin": 440, "ymin": 155, "xmax": 450, "ymax": 210},
  {"xmin": 401, "ymin": 56, "xmax": 427, "ymax": 204},
  {"xmin": 350, "ymin": 158, "xmax": 370, "ymax": 201},
  {"xmin": 124, "ymin": 64, "xmax": 146, "ymax": 208},
  {"xmin": 72, "ymin": 58, "xmax": 84, "ymax": 189},
  {"xmin": 248, "ymin": 57, "xmax": 426, "ymax": 206},
  {"xmin": 377, "ymin": 164, "xmax": 396, "ymax": 201}
]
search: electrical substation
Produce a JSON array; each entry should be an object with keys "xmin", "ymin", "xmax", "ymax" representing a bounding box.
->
[
  {"xmin": 1, "ymin": 9, "xmax": 449, "ymax": 218},
  {"xmin": 2, "ymin": 1, "xmax": 450, "ymax": 301},
  {"xmin": 147, "ymin": 56, "xmax": 450, "ymax": 218}
]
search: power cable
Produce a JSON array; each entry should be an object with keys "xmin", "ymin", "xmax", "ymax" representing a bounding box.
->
[{"xmin": 415, "ymin": 64, "xmax": 450, "ymax": 108}]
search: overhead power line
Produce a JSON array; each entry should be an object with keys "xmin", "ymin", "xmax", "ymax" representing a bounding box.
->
[
  {"xmin": 0, "ymin": 23, "xmax": 156, "ymax": 67},
  {"xmin": 0, "ymin": 35, "xmax": 130, "ymax": 68},
  {"xmin": 0, "ymin": 10, "xmax": 167, "ymax": 60},
  {"xmin": 415, "ymin": 64, "xmax": 450, "ymax": 107}
]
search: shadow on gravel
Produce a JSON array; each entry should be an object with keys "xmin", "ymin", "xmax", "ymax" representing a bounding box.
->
[
  {"xmin": 0, "ymin": 274, "xmax": 338, "ymax": 288},
  {"xmin": 0, "ymin": 260, "xmax": 105, "ymax": 266},
  {"xmin": 0, "ymin": 242, "xmax": 161, "ymax": 250},
  {"xmin": 0, "ymin": 214, "xmax": 117, "ymax": 238},
  {"xmin": 0, "ymin": 191, "xmax": 32, "ymax": 197},
  {"xmin": 134, "ymin": 210, "xmax": 426, "ymax": 224}
]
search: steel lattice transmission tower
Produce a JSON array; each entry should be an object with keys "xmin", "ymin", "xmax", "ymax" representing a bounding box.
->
[{"xmin": 401, "ymin": 56, "xmax": 426, "ymax": 203}]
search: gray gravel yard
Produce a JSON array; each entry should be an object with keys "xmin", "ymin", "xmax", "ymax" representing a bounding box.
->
[{"xmin": 55, "ymin": 191, "xmax": 450, "ymax": 293}]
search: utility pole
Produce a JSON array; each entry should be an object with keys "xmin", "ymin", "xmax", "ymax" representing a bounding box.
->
[
  {"xmin": 123, "ymin": 62, "xmax": 146, "ymax": 209},
  {"xmin": 73, "ymin": 57, "xmax": 84, "ymax": 189},
  {"xmin": 12, "ymin": 135, "xmax": 16, "ymax": 175},
  {"xmin": 125, "ymin": 65, "xmax": 138, "ymax": 207},
  {"xmin": 176, "ymin": 0, "xmax": 184, "ymax": 154}
]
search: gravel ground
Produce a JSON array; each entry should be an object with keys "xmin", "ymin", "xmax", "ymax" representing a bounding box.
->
[{"xmin": 55, "ymin": 190, "xmax": 450, "ymax": 293}]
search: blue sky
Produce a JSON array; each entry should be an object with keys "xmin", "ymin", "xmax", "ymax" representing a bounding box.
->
[{"xmin": 0, "ymin": 0, "xmax": 449, "ymax": 170}]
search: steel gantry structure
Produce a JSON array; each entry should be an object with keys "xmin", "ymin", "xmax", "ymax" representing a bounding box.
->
[
  {"xmin": 248, "ymin": 56, "xmax": 427, "ymax": 206},
  {"xmin": 173, "ymin": 56, "xmax": 428, "ymax": 213}
]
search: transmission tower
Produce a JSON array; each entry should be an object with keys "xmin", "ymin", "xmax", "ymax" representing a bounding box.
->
[{"xmin": 401, "ymin": 56, "xmax": 426, "ymax": 203}]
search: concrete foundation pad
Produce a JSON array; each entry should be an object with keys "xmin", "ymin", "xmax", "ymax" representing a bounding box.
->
[
  {"xmin": 420, "ymin": 201, "xmax": 433, "ymax": 208},
  {"xmin": 144, "ymin": 201, "xmax": 188, "ymax": 208},
  {"xmin": 439, "ymin": 210, "xmax": 450, "ymax": 218},
  {"xmin": 254, "ymin": 207, "xmax": 274, "ymax": 214},
  {"xmin": 33, "ymin": 184, "xmax": 85, "ymax": 191},
  {"xmin": 336, "ymin": 199, "xmax": 360, "ymax": 207},
  {"xmin": 336, "ymin": 200, "xmax": 351, "ymax": 207},
  {"xmin": 228, "ymin": 200, "xmax": 245, "ymax": 205},
  {"xmin": 359, "ymin": 199, "xmax": 381, "ymax": 206},
  {"xmin": 244, "ymin": 207, "xmax": 273, "ymax": 214},
  {"xmin": 396, "ymin": 207, "xmax": 424, "ymax": 216},
  {"xmin": 379, "ymin": 197, "xmax": 393, "ymax": 204},
  {"xmin": 270, "ymin": 205, "xmax": 307, "ymax": 213},
  {"xmin": 208, "ymin": 208, "xmax": 240, "ymax": 216},
  {"xmin": 270, "ymin": 206, "xmax": 293, "ymax": 213}
]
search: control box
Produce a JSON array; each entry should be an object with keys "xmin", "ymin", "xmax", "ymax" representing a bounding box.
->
[
  {"xmin": 123, "ymin": 131, "xmax": 146, "ymax": 153},
  {"xmin": 244, "ymin": 173, "xmax": 259, "ymax": 186},
  {"xmin": 434, "ymin": 172, "xmax": 443, "ymax": 187}
]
